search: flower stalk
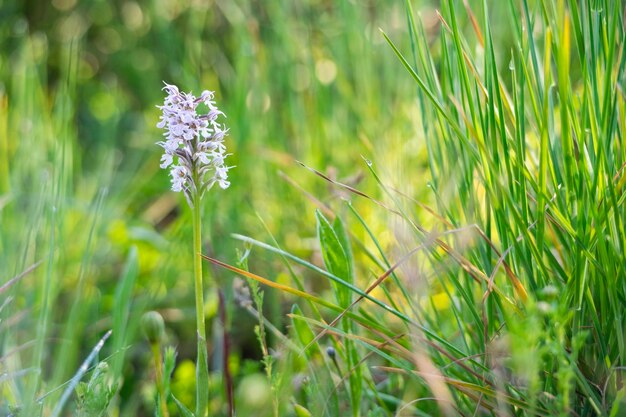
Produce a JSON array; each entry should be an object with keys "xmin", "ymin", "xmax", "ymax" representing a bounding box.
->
[{"xmin": 192, "ymin": 191, "xmax": 209, "ymax": 416}]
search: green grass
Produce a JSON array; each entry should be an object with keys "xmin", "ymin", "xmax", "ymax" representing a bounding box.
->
[{"xmin": 1, "ymin": 0, "xmax": 625, "ymax": 416}]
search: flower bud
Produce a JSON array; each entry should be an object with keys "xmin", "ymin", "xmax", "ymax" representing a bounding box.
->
[
  {"xmin": 326, "ymin": 346, "xmax": 336, "ymax": 359},
  {"xmin": 141, "ymin": 311, "xmax": 165, "ymax": 344}
]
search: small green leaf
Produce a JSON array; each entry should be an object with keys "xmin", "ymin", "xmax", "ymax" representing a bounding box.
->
[
  {"xmin": 154, "ymin": 394, "xmax": 163, "ymax": 417},
  {"xmin": 290, "ymin": 304, "xmax": 320, "ymax": 358},
  {"xmin": 172, "ymin": 394, "xmax": 195, "ymax": 417},
  {"xmin": 332, "ymin": 215, "xmax": 354, "ymax": 280},
  {"xmin": 293, "ymin": 403, "xmax": 312, "ymax": 417},
  {"xmin": 316, "ymin": 210, "xmax": 353, "ymax": 307},
  {"xmin": 163, "ymin": 347, "xmax": 177, "ymax": 398}
]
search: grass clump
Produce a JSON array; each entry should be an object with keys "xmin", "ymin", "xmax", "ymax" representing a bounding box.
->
[
  {"xmin": 386, "ymin": 1, "xmax": 626, "ymax": 413},
  {"xmin": 212, "ymin": 0, "xmax": 625, "ymax": 415}
]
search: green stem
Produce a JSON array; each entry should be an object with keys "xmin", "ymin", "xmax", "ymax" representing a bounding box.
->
[
  {"xmin": 192, "ymin": 197, "xmax": 209, "ymax": 417},
  {"xmin": 151, "ymin": 342, "xmax": 169, "ymax": 417}
]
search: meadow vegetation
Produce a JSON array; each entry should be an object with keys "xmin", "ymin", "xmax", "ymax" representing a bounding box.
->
[{"xmin": 1, "ymin": 0, "xmax": 624, "ymax": 416}]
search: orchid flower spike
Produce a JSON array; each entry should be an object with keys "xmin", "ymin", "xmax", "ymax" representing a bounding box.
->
[{"xmin": 156, "ymin": 82, "xmax": 232, "ymax": 206}]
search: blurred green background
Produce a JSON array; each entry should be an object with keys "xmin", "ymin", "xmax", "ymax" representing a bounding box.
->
[
  {"xmin": 4, "ymin": 0, "xmax": 626, "ymax": 415},
  {"xmin": 1, "ymin": 0, "xmax": 432, "ymax": 415}
]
